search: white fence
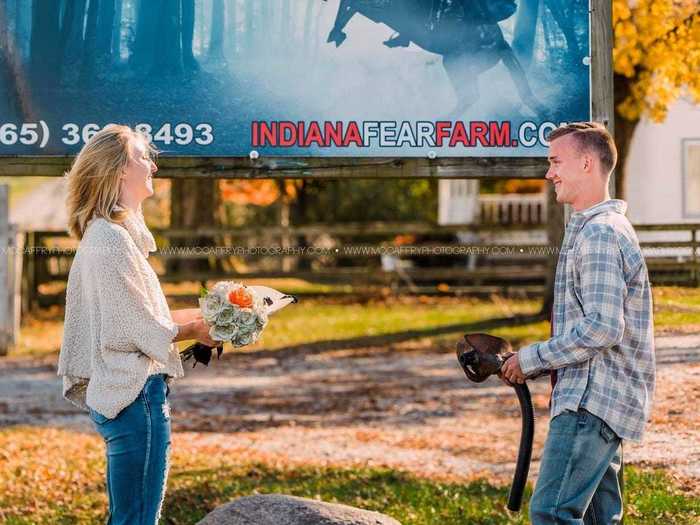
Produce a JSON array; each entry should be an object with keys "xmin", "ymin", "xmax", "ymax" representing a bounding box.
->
[
  {"xmin": 479, "ymin": 194, "xmax": 548, "ymax": 225},
  {"xmin": 439, "ymin": 179, "xmax": 548, "ymax": 226}
]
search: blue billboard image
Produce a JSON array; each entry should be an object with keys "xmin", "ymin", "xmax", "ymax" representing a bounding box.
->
[{"xmin": 0, "ymin": 0, "xmax": 590, "ymax": 157}]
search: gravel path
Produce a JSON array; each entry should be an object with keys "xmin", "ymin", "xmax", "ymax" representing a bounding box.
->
[{"xmin": 1, "ymin": 334, "xmax": 699, "ymax": 492}]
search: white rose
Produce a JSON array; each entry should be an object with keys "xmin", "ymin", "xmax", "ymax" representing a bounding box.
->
[
  {"xmin": 235, "ymin": 332, "xmax": 254, "ymax": 346},
  {"xmin": 237, "ymin": 324, "xmax": 257, "ymax": 337},
  {"xmin": 216, "ymin": 304, "xmax": 237, "ymax": 325},
  {"xmin": 209, "ymin": 323, "xmax": 238, "ymax": 342},
  {"xmin": 199, "ymin": 294, "xmax": 224, "ymax": 324},
  {"xmin": 212, "ymin": 281, "xmax": 232, "ymax": 301},
  {"xmin": 238, "ymin": 308, "xmax": 258, "ymax": 329}
]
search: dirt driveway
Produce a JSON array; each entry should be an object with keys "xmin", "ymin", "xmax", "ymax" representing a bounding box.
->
[{"xmin": 1, "ymin": 334, "xmax": 699, "ymax": 492}]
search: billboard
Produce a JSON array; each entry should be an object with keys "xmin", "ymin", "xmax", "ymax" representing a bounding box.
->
[{"xmin": 0, "ymin": 0, "xmax": 590, "ymax": 157}]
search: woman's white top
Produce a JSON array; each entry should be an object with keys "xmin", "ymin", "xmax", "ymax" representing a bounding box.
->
[{"xmin": 57, "ymin": 208, "xmax": 184, "ymax": 419}]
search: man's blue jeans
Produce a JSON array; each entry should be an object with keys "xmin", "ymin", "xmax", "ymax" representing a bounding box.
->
[
  {"xmin": 88, "ymin": 374, "xmax": 171, "ymax": 525},
  {"xmin": 530, "ymin": 408, "xmax": 623, "ymax": 525}
]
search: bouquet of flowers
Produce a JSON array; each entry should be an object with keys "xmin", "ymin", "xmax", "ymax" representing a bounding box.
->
[{"xmin": 181, "ymin": 282, "xmax": 297, "ymax": 367}]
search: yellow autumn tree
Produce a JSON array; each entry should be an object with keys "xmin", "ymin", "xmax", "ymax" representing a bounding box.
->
[{"xmin": 613, "ymin": 0, "xmax": 700, "ymax": 195}]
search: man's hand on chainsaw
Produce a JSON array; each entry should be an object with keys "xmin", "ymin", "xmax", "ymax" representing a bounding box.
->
[{"xmin": 500, "ymin": 354, "xmax": 527, "ymax": 385}]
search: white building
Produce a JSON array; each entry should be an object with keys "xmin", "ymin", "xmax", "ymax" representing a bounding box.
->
[{"xmin": 626, "ymin": 97, "xmax": 700, "ymax": 225}]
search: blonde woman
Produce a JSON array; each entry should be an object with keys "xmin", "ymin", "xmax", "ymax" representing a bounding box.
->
[{"xmin": 57, "ymin": 124, "xmax": 216, "ymax": 524}]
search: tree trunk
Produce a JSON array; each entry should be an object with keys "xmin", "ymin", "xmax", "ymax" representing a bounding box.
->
[
  {"xmin": 181, "ymin": 0, "xmax": 197, "ymax": 70},
  {"xmin": 277, "ymin": 181, "xmax": 294, "ymax": 272},
  {"xmin": 57, "ymin": 0, "xmax": 76, "ymax": 77},
  {"xmin": 15, "ymin": 0, "xmax": 29, "ymax": 58},
  {"xmin": 291, "ymin": 180, "xmax": 311, "ymax": 271},
  {"xmin": 540, "ymin": 185, "xmax": 565, "ymax": 317},
  {"xmin": 80, "ymin": 0, "xmax": 99, "ymax": 82},
  {"xmin": 152, "ymin": 0, "xmax": 182, "ymax": 75},
  {"xmin": 111, "ymin": 0, "xmax": 123, "ymax": 60},
  {"xmin": 30, "ymin": 0, "xmax": 61, "ymax": 81},
  {"xmin": 613, "ymin": 74, "xmax": 639, "ymax": 200},
  {"xmin": 209, "ymin": 0, "xmax": 225, "ymax": 61},
  {"xmin": 96, "ymin": 0, "xmax": 116, "ymax": 67},
  {"xmin": 168, "ymin": 179, "xmax": 221, "ymax": 274},
  {"xmin": 130, "ymin": 0, "xmax": 157, "ymax": 71},
  {"xmin": 196, "ymin": 0, "xmax": 204, "ymax": 53},
  {"xmin": 227, "ymin": 0, "xmax": 237, "ymax": 57},
  {"xmin": 63, "ymin": 0, "xmax": 87, "ymax": 67}
]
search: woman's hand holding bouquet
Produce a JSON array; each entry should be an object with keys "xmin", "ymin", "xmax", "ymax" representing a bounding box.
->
[{"xmin": 180, "ymin": 282, "xmax": 297, "ymax": 367}]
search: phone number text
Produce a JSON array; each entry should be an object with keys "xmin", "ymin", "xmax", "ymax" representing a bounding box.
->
[{"xmin": 0, "ymin": 122, "xmax": 214, "ymax": 148}]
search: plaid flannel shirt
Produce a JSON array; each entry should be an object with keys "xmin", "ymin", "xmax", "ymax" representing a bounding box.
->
[{"xmin": 518, "ymin": 200, "xmax": 655, "ymax": 442}]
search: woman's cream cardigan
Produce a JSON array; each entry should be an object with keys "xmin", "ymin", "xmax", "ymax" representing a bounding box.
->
[{"xmin": 57, "ymin": 209, "xmax": 184, "ymax": 419}]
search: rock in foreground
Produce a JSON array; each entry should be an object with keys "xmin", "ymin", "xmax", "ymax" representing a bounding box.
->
[{"xmin": 196, "ymin": 494, "xmax": 402, "ymax": 525}]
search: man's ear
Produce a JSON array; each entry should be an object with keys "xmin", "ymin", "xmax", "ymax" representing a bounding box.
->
[{"xmin": 582, "ymin": 153, "xmax": 593, "ymax": 173}]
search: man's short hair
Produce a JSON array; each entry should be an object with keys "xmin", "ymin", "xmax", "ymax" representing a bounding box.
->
[{"xmin": 547, "ymin": 122, "xmax": 618, "ymax": 175}]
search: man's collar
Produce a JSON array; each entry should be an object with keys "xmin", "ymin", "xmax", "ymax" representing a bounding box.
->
[{"xmin": 572, "ymin": 199, "xmax": 627, "ymax": 219}]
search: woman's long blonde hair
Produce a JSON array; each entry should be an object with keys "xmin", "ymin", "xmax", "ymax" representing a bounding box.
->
[{"xmin": 66, "ymin": 124, "xmax": 138, "ymax": 239}]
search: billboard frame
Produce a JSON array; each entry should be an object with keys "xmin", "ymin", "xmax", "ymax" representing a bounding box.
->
[{"xmin": 0, "ymin": 0, "xmax": 612, "ymax": 182}]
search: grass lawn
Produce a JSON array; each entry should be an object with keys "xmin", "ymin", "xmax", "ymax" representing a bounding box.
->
[
  {"xmin": 11, "ymin": 286, "xmax": 700, "ymax": 360},
  {"xmin": 0, "ymin": 427, "xmax": 698, "ymax": 525},
  {"xmin": 11, "ymin": 295, "xmax": 550, "ymax": 359},
  {"xmin": 3, "ymin": 288, "xmax": 700, "ymax": 523}
]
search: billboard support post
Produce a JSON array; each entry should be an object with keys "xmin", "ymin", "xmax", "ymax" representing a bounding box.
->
[
  {"xmin": 590, "ymin": 2, "xmax": 624, "ymax": 512},
  {"xmin": 0, "ymin": 185, "xmax": 12, "ymax": 356},
  {"xmin": 591, "ymin": 0, "xmax": 615, "ymax": 197}
]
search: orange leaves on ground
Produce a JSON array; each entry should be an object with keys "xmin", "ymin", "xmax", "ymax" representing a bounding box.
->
[{"xmin": 0, "ymin": 427, "xmax": 107, "ymax": 520}]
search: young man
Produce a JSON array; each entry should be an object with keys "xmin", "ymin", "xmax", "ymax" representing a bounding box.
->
[{"xmin": 501, "ymin": 122, "xmax": 656, "ymax": 524}]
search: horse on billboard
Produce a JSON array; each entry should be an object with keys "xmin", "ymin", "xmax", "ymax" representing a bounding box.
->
[{"xmin": 324, "ymin": 0, "xmax": 547, "ymax": 119}]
